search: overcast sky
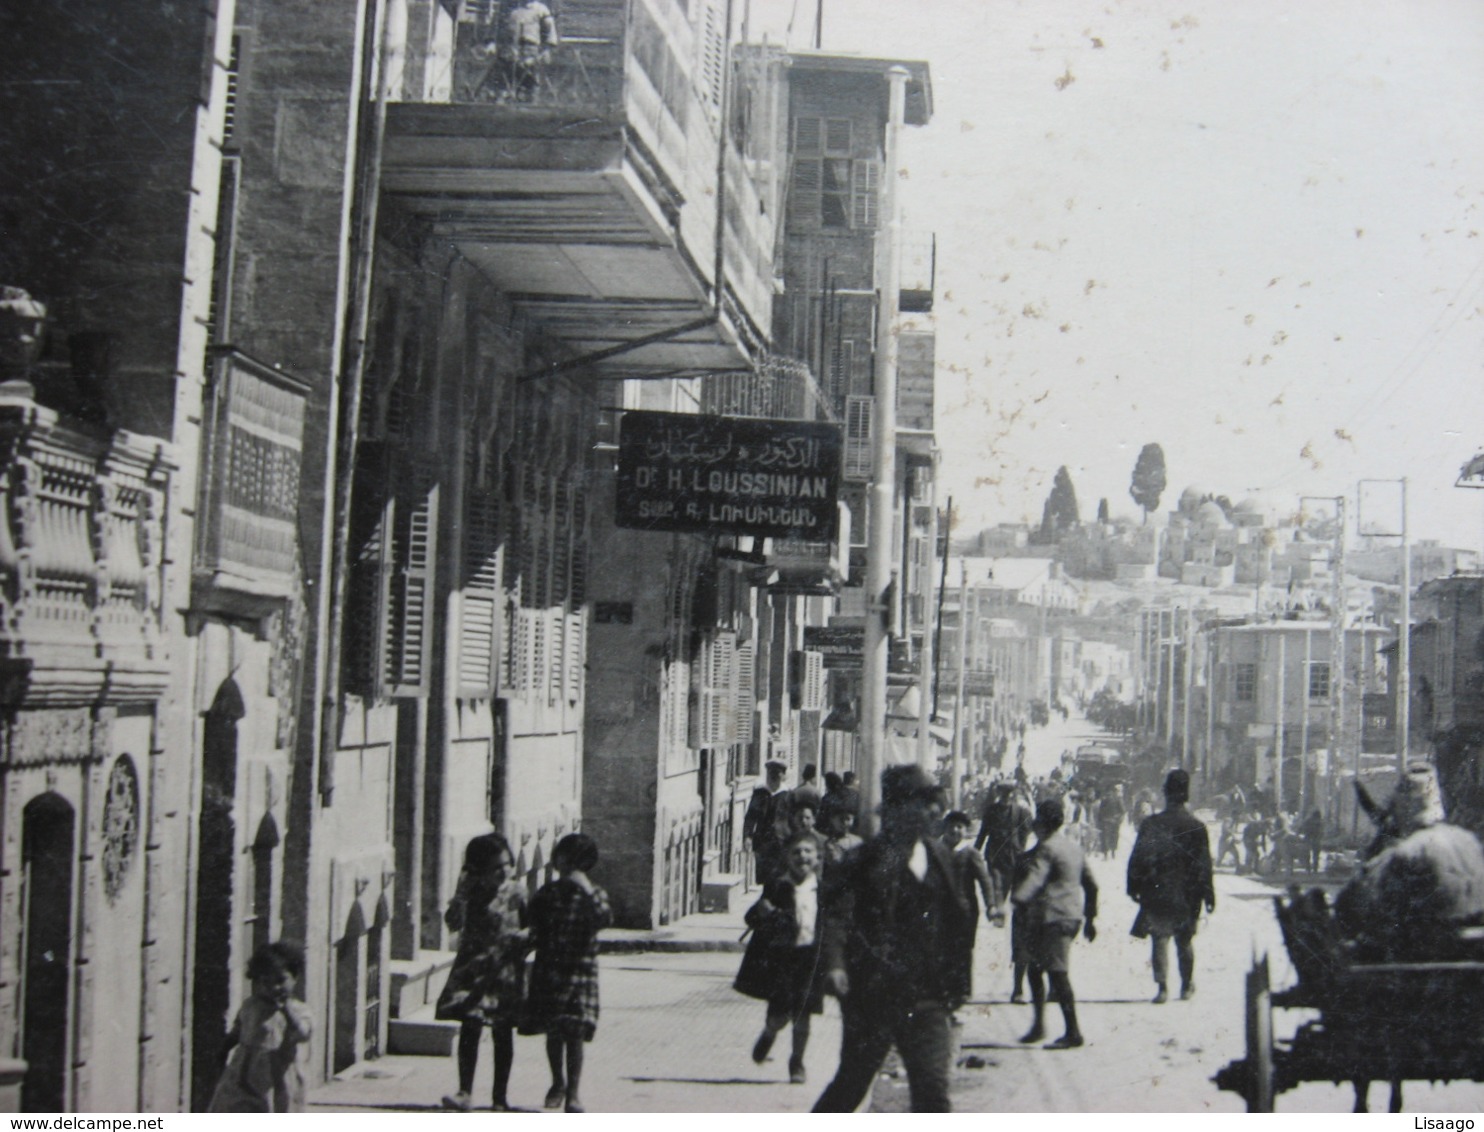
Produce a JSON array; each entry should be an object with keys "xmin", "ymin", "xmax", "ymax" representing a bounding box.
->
[{"xmin": 743, "ymin": 0, "xmax": 1484, "ymax": 549}]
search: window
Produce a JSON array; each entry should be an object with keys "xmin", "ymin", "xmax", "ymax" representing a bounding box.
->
[
  {"xmin": 1234, "ymin": 662, "xmax": 1256, "ymax": 703},
  {"xmin": 1308, "ymin": 661, "xmax": 1331, "ymax": 700},
  {"xmin": 790, "ymin": 116, "xmax": 869, "ymax": 229}
]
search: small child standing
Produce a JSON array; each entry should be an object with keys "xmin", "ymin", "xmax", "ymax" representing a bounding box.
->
[
  {"xmin": 521, "ymin": 833, "xmax": 611, "ymax": 1113},
  {"xmin": 435, "ymin": 832, "xmax": 528, "ymax": 1111},
  {"xmin": 209, "ymin": 941, "xmax": 313, "ymax": 1113}
]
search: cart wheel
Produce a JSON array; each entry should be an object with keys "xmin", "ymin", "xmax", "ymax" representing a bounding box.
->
[{"xmin": 1244, "ymin": 955, "xmax": 1275, "ymax": 1112}]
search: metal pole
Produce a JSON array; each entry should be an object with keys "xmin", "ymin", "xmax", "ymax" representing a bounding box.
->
[
  {"xmin": 917, "ymin": 457, "xmax": 939, "ymax": 774},
  {"xmin": 1332, "ymin": 495, "xmax": 1346, "ymax": 828},
  {"xmin": 952, "ymin": 561, "xmax": 968, "ymax": 808},
  {"xmin": 858, "ymin": 65, "xmax": 909, "ymax": 835},
  {"xmin": 1276, "ymin": 631, "xmax": 1287, "ymax": 806},
  {"xmin": 1165, "ymin": 609, "xmax": 1176, "ymax": 751},
  {"xmin": 1398, "ymin": 478, "xmax": 1410, "ymax": 770},
  {"xmin": 1299, "ymin": 625, "xmax": 1311, "ymax": 815},
  {"xmin": 1181, "ymin": 606, "xmax": 1193, "ymax": 771}
]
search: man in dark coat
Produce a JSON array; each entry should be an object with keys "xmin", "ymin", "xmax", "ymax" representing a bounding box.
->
[
  {"xmin": 812, "ymin": 764, "xmax": 970, "ymax": 1113},
  {"xmin": 975, "ymin": 781, "xmax": 1034, "ymax": 910},
  {"xmin": 1126, "ymin": 769, "xmax": 1215, "ymax": 1003},
  {"xmin": 743, "ymin": 760, "xmax": 790, "ymax": 883}
]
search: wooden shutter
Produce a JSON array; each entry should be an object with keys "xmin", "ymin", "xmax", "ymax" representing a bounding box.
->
[
  {"xmin": 801, "ymin": 650, "xmax": 825, "ymax": 711},
  {"xmin": 565, "ymin": 611, "xmax": 585, "ymax": 705},
  {"xmin": 734, "ymin": 638, "xmax": 755, "ymax": 744},
  {"xmin": 790, "ymin": 157, "xmax": 821, "ymax": 225},
  {"xmin": 383, "ymin": 457, "xmax": 439, "ymax": 696},
  {"xmin": 793, "ymin": 116, "xmax": 822, "ymax": 152},
  {"xmin": 844, "ymin": 394, "xmax": 874, "ymax": 482},
  {"xmin": 851, "ymin": 159, "xmax": 880, "ymax": 229},
  {"xmin": 457, "ymin": 478, "xmax": 502, "ymax": 698},
  {"xmin": 343, "ymin": 443, "xmax": 392, "ymax": 696}
]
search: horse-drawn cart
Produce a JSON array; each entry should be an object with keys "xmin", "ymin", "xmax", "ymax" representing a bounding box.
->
[{"xmin": 1214, "ymin": 890, "xmax": 1484, "ymax": 1111}]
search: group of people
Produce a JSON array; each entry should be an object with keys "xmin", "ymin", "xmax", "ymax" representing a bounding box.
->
[
  {"xmin": 432, "ymin": 831, "xmax": 612, "ymax": 1114},
  {"xmin": 729, "ymin": 756, "xmax": 1219, "ymax": 1111},
  {"xmin": 1215, "ymin": 805, "xmax": 1325, "ymax": 876}
]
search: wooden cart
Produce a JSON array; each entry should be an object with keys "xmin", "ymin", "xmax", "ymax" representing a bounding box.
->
[{"xmin": 1214, "ymin": 893, "xmax": 1484, "ymax": 1112}]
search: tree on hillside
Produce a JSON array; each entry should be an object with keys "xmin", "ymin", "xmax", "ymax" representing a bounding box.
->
[
  {"xmin": 1129, "ymin": 443, "xmax": 1167, "ymax": 524},
  {"xmin": 1036, "ymin": 465, "xmax": 1080, "ymax": 542},
  {"xmin": 1097, "ymin": 498, "xmax": 1110, "ymax": 524}
]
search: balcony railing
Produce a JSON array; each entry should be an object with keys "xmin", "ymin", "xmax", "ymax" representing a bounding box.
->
[
  {"xmin": 0, "ymin": 383, "xmax": 176, "ymax": 707},
  {"xmin": 442, "ymin": 34, "xmax": 624, "ymax": 112}
]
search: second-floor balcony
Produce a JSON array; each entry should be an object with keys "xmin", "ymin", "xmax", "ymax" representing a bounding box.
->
[
  {"xmin": 0, "ymin": 383, "xmax": 175, "ymax": 709},
  {"xmin": 383, "ymin": 0, "xmax": 779, "ymax": 379}
]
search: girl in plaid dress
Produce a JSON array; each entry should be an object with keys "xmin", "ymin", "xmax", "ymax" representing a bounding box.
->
[
  {"xmin": 522, "ymin": 833, "xmax": 611, "ymax": 1113},
  {"xmin": 435, "ymin": 833, "xmax": 528, "ymax": 1111}
]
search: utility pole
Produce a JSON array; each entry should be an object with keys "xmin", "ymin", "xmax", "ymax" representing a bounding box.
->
[
  {"xmin": 1399, "ymin": 478, "xmax": 1410, "ymax": 770},
  {"xmin": 1332, "ymin": 495, "xmax": 1346, "ymax": 829},
  {"xmin": 916, "ymin": 455, "xmax": 939, "ymax": 774},
  {"xmin": 1276, "ymin": 631, "xmax": 1287, "ymax": 805},
  {"xmin": 951, "ymin": 561, "xmax": 968, "ymax": 808},
  {"xmin": 1181, "ymin": 606, "xmax": 1194, "ymax": 771},
  {"xmin": 858, "ymin": 65, "xmax": 909, "ymax": 835}
]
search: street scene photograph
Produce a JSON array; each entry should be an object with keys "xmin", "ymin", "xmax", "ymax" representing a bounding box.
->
[{"xmin": 1, "ymin": 0, "xmax": 1483, "ymax": 1117}]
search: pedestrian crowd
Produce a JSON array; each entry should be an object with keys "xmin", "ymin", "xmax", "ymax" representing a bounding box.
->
[{"xmin": 729, "ymin": 753, "xmax": 1217, "ymax": 1111}]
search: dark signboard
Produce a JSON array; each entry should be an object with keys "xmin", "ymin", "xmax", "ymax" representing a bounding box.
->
[
  {"xmin": 804, "ymin": 624, "xmax": 864, "ymax": 669},
  {"xmin": 616, "ymin": 410, "xmax": 841, "ymax": 540}
]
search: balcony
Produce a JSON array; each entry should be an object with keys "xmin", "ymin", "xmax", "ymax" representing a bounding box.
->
[
  {"xmin": 192, "ymin": 347, "xmax": 310, "ymax": 625},
  {"xmin": 383, "ymin": 0, "xmax": 780, "ymax": 378},
  {"xmin": 0, "ymin": 383, "xmax": 176, "ymax": 708}
]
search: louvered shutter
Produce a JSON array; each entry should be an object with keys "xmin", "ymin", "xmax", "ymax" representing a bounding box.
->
[
  {"xmin": 844, "ymin": 395, "xmax": 874, "ymax": 482},
  {"xmin": 343, "ymin": 442, "xmax": 392, "ymax": 695},
  {"xmin": 565, "ymin": 611, "xmax": 585, "ymax": 704},
  {"xmin": 688, "ymin": 631, "xmax": 737, "ymax": 749},
  {"xmin": 801, "ymin": 650, "xmax": 826, "ymax": 711},
  {"xmin": 384, "ymin": 457, "xmax": 439, "ymax": 696},
  {"xmin": 851, "ymin": 159, "xmax": 880, "ymax": 229},
  {"xmin": 793, "ymin": 116, "xmax": 822, "ymax": 152},
  {"xmin": 458, "ymin": 480, "xmax": 502, "ymax": 698},
  {"xmin": 699, "ymin": 0, "xmax": 725, "ymax": 116},
  {"xmin": 734, "ymin": 638, "xmax": 755, "ymax": 744},
  {"xmin": 549, "ymin": 609, "xmax": 565, "ymax": 706},
  {"xmin": 790, "ymin": 157, "xmax": 821, "ymax": 225},
  {"xmin": 529, "ymin": 608, "xmax": 546, "ymax": 700}
]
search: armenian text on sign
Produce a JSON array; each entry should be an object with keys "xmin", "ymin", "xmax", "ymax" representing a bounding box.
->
[
  {"xmin": 803, "ymin": 624, "xmax": 864, "ymax": 669},
  {"xmin": 615, "ymin": 410, "xmax": 842, "ymax": 540}
]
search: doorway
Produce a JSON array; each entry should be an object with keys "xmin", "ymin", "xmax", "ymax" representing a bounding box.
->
[
  {"xmin": 190, "ymin": 679, "xmax": 244, "ymax": 1111},
  {"xmin": 20, "ymin": 793, "xmax": 76, "ymax": 1112}
]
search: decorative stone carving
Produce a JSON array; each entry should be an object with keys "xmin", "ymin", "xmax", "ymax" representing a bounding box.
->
[{"xmin": 102, "ymin": 755, "xmax": 139, "ymax": 902}]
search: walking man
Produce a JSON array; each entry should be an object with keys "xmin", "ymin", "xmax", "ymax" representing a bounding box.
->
[
  {"xmin": 744, "ymin": 760, "xmax": 790, "ymax": 883},
  {"xmin": 1012, "ymin": 798, "xmax": 1098, "ymax": 1048},
  {"xmin": 975, "ymin": 781, "xmax": 1033, "ymax": 912},
  {"xmin": 813, "ymin": 765, "xmax": 970, "ymax": 1112},
  {"xmin": 1126, "ymin": 769, "xmax": 1215, "ymax": 1003}
]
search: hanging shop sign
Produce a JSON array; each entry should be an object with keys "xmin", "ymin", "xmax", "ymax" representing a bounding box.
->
[
  {"xmin": 804, "ymin": 624, "xmax": 864, "ymax": 669},
  {"xmin": 616, "ymin": 410, "xmax": 841, "ymax": 540}
]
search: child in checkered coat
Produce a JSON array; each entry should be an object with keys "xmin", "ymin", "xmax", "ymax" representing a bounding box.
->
[{"xmin": 521, "ymin": 832, "xmax": 612, "ymax": 1113}]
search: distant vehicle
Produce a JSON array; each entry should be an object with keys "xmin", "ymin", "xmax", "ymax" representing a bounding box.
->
[
  {"xmin": 1074, "ymin": 744, "xmax": 1129, "ymax": 790},
  {"xmin": 1029, "ymin": 699, "xmax": 1050, "ymax": 727}
]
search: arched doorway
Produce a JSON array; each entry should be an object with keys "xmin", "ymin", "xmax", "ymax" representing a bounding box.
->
[
  {"xmin": 333, "ymin": 902, "xmax": 367, "ymax": 1074},
  {"xmin": 190, "ymin": 678, "xmax": 244, "ymax": 1111},
  {"xmin": 20, "ymin": 793, "xmax": 76, "ymax": 1112}
]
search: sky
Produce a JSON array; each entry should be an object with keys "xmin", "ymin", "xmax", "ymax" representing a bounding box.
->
[{"xmin": 742, "ymin": 0, "xmax": 1484, "ymax": 549}]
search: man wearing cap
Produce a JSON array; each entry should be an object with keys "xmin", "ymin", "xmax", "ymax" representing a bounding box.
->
[
  {"xmin": 813, "ymin": 764, "xmax": 970, "ymax": 1112},
  {"xmin": 1126, "ymin": 769, "xmax": 1214, "ymax": 1004},
  {"xmin": 744, "ymin": 760, "xmax": 791, "ymax": 883},
  {"xmin": 1336, "ymin": 762, "xmax": 1484, "ymax": 961},
  {"xmin": 975, "ymin": 780, "xmax": 1034, "ymax": 913}
]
